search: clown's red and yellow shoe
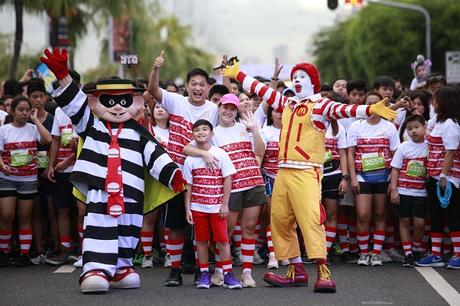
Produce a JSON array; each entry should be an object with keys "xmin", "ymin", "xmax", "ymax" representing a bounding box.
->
[
  {"xmin": 263, "ymin": 262, "xmax": 308, "ymax": 287},
  {"xmin": 109, "ymin": 267, "xmax": 140, "ymax": 289},
  {"xmin": 80, "ymin": 270, "xmax": 109, "ymax": 294},
  {"xmin": 313, "ymin": 264, "xmax": 336, "ymax": 293}
]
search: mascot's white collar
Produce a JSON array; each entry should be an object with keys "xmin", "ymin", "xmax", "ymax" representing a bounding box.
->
[{"xmin": 288, "ymin": 93, "xmax": 322, "ymax": 105}]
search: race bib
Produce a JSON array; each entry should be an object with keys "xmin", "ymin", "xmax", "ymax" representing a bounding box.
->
[
  {"xmin": 11, "ymin": 149, "xmax": 33, "ymax": 167},
  {"xmin": 362, "ymin": 152, "xmax": 385, "ymax": 172},
  {"xmin": 37, "ymin": 151, "xmax": 49, "ymax": 169},
  {"xmin": 61, "ymin": 128, "xmax": 73, "ymax": 146},
  {"xmin": 324, "ymin": 150, "xmax": 333, "ymax": 162},
  {"xmin": 406, "ymin": 160, "xmax": 426, "ymax": 177}
]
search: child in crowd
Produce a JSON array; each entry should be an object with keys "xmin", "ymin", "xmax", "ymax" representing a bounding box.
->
[
  {"xmin": 0, "ymin": 96, "xmax": 52, "ymax": 266},
  {"xmin": 348, "ymin": 91, "xmax": 400, "ymax": 266},
  {"xmin": 184, "ymin": 119, "xmax": 242, "ymax": 289},
  {"xmin": 184, "ymin": 93, "xmax": 266, "ymax": 287},
  {"xmin": 390, "ymin": 115, "xmax": 428, "ymax": 267},
  {"xmin": 417, "ymin": 87, "xmax": 460, "ymax": 269}
]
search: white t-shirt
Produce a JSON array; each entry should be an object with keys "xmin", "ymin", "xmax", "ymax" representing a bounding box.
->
[
  {"xmin": 324, "ymin": 123, "xmax": 347, "ymax": 177},
  {"xmin": 183, "ymin": 146, "xmax": 236, "ymax": 213},
  {"xmin": 390, "ymin": 140, "xmax": 428, "ymax": 197},
  {"xmin": 394, "ymin": 108, "xmax": 406, "ymax": 129},
  {"xmin": 51, "ymin": 107, "xmax": 76, "ymax": 173},
  {"xmin": 338, "ymin": 117, "xmax": 357, "ymax": 133},
  {"xmin": 347, "ymin": 119, "xmax": 400, "ymax": 182},
  {"xmin": 152, "ymin": 125, "xmax": 169, "ymax": 148},
  {"xmin": 213, "ymin": 123, "xmax": 264, "ymax": 192},
  {"xmin": 0, "ymin": 123, "xmax": 41, "ymax": 181},
  {"xmin": 427, "ymin": 118, "xmax": 460, "ymax": 188},
  {"xmin": 0, "ymin": 110, "xmax": 8, "ymax": 126},
  {"xmin": 260, "ymin": 125, "xmax": 280, "ymax": 179},
  {"xmin": 160, "ymin": 89, "xmax": 219, "ymax": 166}
]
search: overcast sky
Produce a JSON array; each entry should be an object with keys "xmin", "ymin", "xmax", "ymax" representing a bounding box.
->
[{"xmin": 0, "ymin": 0, "xmax": 352, "ymax": 73}]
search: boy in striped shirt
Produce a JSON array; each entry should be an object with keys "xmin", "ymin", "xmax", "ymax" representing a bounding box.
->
[{"xmin": 183, "ymin": 119, "xmax": 241, "ymax": 289}]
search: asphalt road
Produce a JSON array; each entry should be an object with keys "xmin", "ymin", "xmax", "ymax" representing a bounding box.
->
[{"xmin": 1, "ymin": 260, "xmax": 459, "ymax": 306}]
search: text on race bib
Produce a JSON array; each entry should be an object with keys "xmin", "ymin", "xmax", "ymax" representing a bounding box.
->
[
  {"xmin": 406, "ymin": 160, "xmax": 426, "ymax": 177},
  {"xmin": 362, "ymin": 152, "xmax": 385, "ymax": 172},
  {"xmin": 61, "ymin": 128, "xmax": 73, "ymax": 146},
  {"xmin": 37, "ymin": 151, "xmax": 49, "ymax": 168},
  {"xmin": 11, "ymin": 149, "xmax": 33, "ymax": 167}
]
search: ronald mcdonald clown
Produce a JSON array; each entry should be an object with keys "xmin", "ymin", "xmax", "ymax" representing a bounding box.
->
[
  {"xmin": 223, "ymin": 61, "xmax": 396, "ymax": 293},
  {"xmin": 40, "ymin": 48, "xmax": 185, "ymax": 294}
]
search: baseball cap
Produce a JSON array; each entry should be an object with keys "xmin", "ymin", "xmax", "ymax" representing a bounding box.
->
[{"xmin": 219, "ymin": 93, "xmax": 240, "ymax": 109}]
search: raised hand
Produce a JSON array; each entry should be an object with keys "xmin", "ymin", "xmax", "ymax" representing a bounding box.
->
[
  {"xmin": 39, "ymin": 48, "xmax": 69, "ymax": 80},
  {"xmin": 222, "ymin": 59, "xmax": 240, "ymax": 79},
  {"xmin": 240, "ymin": 110, "xmax": 257, "ymax": 132},
  {"xmin": 153, "ymin": 50, "xmax": 165, "ymax": 70},
  {"xmin": 273, "ymin": 57, "xmax": 284, "ymax": 79}
]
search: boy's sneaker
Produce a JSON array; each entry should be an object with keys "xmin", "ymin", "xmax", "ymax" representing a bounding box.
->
[
  {"xmin": 379, "ymin": 250, "xmax": 392, "ymax": 263},
  {"xmin": 164, "ymin": 253, "xmax": 172, "ymax": 268},
  {"xmin": 30, "ymin": 253, "xmax": 46, "ymax": 265},
  {"xmin": 370, "ymin": 254, "xmax": 383, "ymax": 266},
  {"xmin": 196, "ymin": 271, "xmax": 211, "ymax": 289},
  {"xmin": 223, "ymin": 272, "xmax": 242, "ymax": 289},
  {"xmin": 402, "ymin": 254, "xmax": 414, "ymax": 267},
  {"xmin": 416, "ymin": 254, "xmax": 445, "ymax": 267},
  {"xmin": 413, "ymin": 251, "xmax": 424, "ymax": 262},
  {"xmin": 233, "ymin": 249, "xmax": 243, "ymax": 266},
  {"xmin": 386, "ymin": 248, "xmax": 404, "ymax": 263},
  {"xmin": 73, "ymin": 256, "xmax": 83, "ymax": 268},
  {"xmin": 241, "ymin": 271, "xmax": 256, "ymax": 288},
  {"xmin": 357, "ymin": 253, "xmax": 370, "ymax": 266},
  {"xmin": 253, "ymin": 250, "xmax": 264, "ymax": 265},
  {"xmin": 45, "ymin": 248, "xmax": 71, "ymax": 266},
  {"xmin": 340, "ymin": 251, "xmax": 358, "ymax": 264},
  {"xmin": 133, "ymin": 254, "xmax": 143, "ymax": 266},
  {"xmin": 447, "ymin": 255, "xmax": 460, "ymax": 269},
  {"xmin": 164, "ymin": 267, "xmax": 182, "ymax": 287},
  {"xmin": 332, "ymin": 242, "xmax": 341, "ymax": 256},
  {"xmin": 151, "ymin": 249, "xmax": 160, "ymax": 264},
  {"xmin": 14, "ymin": 254, "xmax": 30, "ymax": 267},
  {"xmin": 211, "ymin": 270, "xmax": 224, "ymax": 286},
  {"xmin": 141, "ymin": 255, "xmax": 153, "ymax": 268},
  {"xmin": 0, "ymin": 251, "xmax": 9, "ymax": 267},
  {"xmin": 267, "ymin": 253, "xmax": 279, "ymax": 269}
]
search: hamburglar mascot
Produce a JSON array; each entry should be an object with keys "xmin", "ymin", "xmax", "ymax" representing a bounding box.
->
[
  {"xmin": 40, "ymin": 48, "xmax": 186, "ymax": 294},
  {"xmin": 223, "ymin": 61, "xmax": 396, "ymax": 293}
]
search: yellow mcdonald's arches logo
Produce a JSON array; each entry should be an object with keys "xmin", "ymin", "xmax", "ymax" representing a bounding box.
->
[{"xmin": 296, "ymin": 105, "xmax": 308, "ymax": 117}]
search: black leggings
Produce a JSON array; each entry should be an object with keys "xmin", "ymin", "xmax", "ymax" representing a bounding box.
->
[{"xmin": 427, "ymin": 177, "xmax": 460, "ymax": 233}]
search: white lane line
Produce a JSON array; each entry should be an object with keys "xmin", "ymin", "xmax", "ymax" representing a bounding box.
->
[
  {"xmin": 53, "ymin": 265, "xmax": 76, "ymax": 273},
  {"xmin": 415, "ymin": 267, "xmax": 460, "ymax": 306}
]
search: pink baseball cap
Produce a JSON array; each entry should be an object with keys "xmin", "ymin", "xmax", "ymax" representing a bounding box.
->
[{"xmin": 219, "ymin": 93, "xmax": 240, "ymax": 109}]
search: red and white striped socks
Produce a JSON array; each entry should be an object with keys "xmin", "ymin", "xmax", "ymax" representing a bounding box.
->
[
  {"xmin": 325, "ymin": 226, "xmax": 337, "ymax": 253},
  {"xmin": 337, "ymin": 216, "xmax": 349, "ymax": 253},
  {"xmin": 402, "ymin": 241, "xmax": 412, "ymax": 256},
  {"xmin": 0, "ymin": 231, "xmax": 11, "ymax": 253},
  {"xmin": 373, "ymin": 231, "xmax": 385, "ymax": 255},
  {"xmin": 214, "ymin": 246, "xmax": 223, "ymax": 274},
  {"xmin": 357, "ymin": 231, "xmax": 369, "ymax": 254},
  {"xmin": 266, "ymin": 227, "xmax": 274, "ymax": 255},
  {"xmin": 241, "ymin": 238, "xmax": 255, "ymax": 273},
  {"xmin": 19, "ymin": 229, "xmax": 32, "ymax": 255},
  {"xmin": 431, "ymin": 232, "xmax": 443, "ymax": 257},
  {"xmin": 233, "ymin": 222, "xmax": 242, "ymax": 251},
  {"xmin": 166, "ymin": 239, "xmax": 183, "ymax": 268},
  {"xmin": 141, "ymin": 231, "xmax": 153, "ymax": 257},
  {"xmin": 450, "ymin": 231, "xmax": 460, "ymax": 256}
]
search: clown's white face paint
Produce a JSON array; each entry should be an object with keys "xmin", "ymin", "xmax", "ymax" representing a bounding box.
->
[{"xmin": 292, "ymin": 70, "xmax": 314, "ymax": 100}]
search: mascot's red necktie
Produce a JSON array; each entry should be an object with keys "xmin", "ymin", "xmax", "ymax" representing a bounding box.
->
[{"xmin": 105, "ymin": 122, "xmax": 125, "ymax": 218}]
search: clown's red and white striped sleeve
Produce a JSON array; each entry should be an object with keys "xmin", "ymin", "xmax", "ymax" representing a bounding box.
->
[{"xmin": 236, "ymin": 71, "xmax": 288, "ymax": 113}]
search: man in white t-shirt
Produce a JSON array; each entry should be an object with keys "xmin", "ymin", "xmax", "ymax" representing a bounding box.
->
[{"xmin": 147, "ymin": 51, "xmax": 219, "ymax": 286}]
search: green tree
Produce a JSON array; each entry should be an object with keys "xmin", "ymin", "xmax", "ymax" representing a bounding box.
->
[{"xmin": 313, "ymin": 0, "xmax": 460, "ymax": 85}]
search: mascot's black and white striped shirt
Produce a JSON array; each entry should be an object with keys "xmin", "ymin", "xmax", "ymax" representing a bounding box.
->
[{"xmin": 53, "ymin": 81, "xmax": 179, "ymax": 277}]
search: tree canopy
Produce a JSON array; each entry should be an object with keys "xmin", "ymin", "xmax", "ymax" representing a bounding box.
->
[{"xmin": 312, "ymin": 0, "xmax": 460, "ymax": 85}]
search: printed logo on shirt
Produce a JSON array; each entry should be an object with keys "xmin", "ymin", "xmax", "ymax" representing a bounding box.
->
[
  {"xmin": 60, "ymin": 127, "xmax": 73, "ymax": 146},
  {"xmin": 296, "ymin": 105, "xmax": 308, "ymax": 117}
]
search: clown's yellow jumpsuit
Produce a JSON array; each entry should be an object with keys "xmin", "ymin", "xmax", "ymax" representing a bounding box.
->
[{"xmin": 236, "ymin": 71, "xmax": 371, "ymax": 260}]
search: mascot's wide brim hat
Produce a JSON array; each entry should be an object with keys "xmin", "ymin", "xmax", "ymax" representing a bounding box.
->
[{"xmin": 85, "ymin": 79, "xmax": 145, "ymax": 94}]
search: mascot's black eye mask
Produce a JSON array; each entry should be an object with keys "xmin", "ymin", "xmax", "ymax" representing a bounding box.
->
[{"xmin": 99, "ymin": 94, "xmax": 133, "ymax": 108}]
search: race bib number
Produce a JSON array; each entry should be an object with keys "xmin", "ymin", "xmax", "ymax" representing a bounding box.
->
[
  {"xmin": 324, "ymin": 150, "xmax": 333, "ymax": 162},
  {"xmin": 37, "ymin": 151, "xmax": 49, "ymax": 168},
  {"xmin": 61, "ymin": 128, "xmax": 73, "ymax": 146},
  {"xmin": 406, "ymin": 160, "xmax": 425, "ymax": 177},
  {"xmin": 362, "ymin": 152, "xmax": 385, "ymax": 172},
  {"xmin": 11, "ymin": 149, "xmax": 33, "ymax": 167}
]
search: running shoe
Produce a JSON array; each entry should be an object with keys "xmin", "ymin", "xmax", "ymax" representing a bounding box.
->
[
  {"xmin": 416, "ymin": 254, "xmax": 445, "ymax": 267},
  {"xmin": 223, "ymin": 272, "xmax": 242, "ymax": 289},
  {"xmin": 447, "ymin": 255, "xmax": 460, "ymax": 269},
  {"xmin": 196, "ymin": 271, "xmax": 211, "ymax": 289},
  {"xmin": 357, "ymin": 253, "xmax": 370, "ymax": 266},
  {"xmin": 370, "ymin": 254, "xmax": 383, "ymax": 266}
]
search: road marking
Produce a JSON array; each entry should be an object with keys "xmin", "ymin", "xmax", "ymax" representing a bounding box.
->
[
  {"xmin": 415, "ymin": 267, "xmax": 460, "ymax": 306},
  {"xmin": 53, "ymin": 265, "xmax": 76, "ymax": 273}
]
